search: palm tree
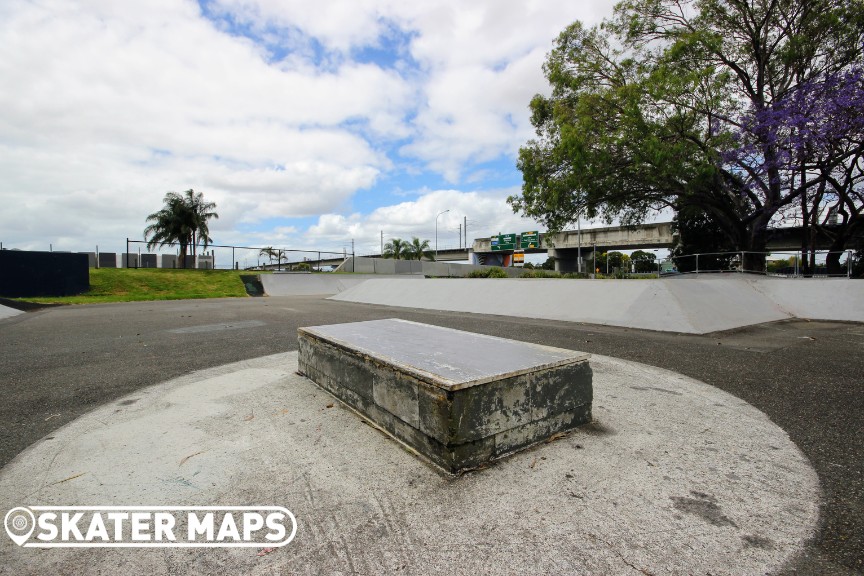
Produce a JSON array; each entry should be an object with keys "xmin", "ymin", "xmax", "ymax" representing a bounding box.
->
[
  {"xmin": 182, "ymin": 189, "xmax": 218, "ymax": 263},
  {"xmin": 383, "ymin": 238, "xmax": 407, "ymax": 259},
  {"xmin": 144, "ymin": 189, "xmax": 218, "ymax": 268},
  {"xmin": 259, "ymin": 247, "xmax": 287, "ymax": 270},
  {"xmin": 144, "ymin": 193, "xmax": 191, "ymax": 267},
  {"xmin": 406, "ymin": 237, "xmax": 434, "ymax": 261}
]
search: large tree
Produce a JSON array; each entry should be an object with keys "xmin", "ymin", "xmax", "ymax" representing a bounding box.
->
[
  {"xmin": 630, "ymin": 250, "xmax": 658, "ymax": 273},
  {"xmin": 671, "ymin": 206, "xmax": 738, "ymax": 272},
  {"xmin": 144, "ymin": 189, "xmax": 219, "ymax": 268},
  {"xmin": 510, "ymin": 0, "xmax": 863, "ymax": 270}
]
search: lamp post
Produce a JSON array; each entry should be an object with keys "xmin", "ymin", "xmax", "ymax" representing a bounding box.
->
[
  {"xmin": 435, "ymin": 210, "xmax": 450, "ymax": 258},
  {"xmin": 577, "ymin": 214, "xmax": 582, "ymax": 273}
]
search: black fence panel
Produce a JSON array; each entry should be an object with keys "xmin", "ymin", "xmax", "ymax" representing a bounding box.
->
[{"xmin": 0, "ymin": 251, "xmax": 89, "ymax": 297}]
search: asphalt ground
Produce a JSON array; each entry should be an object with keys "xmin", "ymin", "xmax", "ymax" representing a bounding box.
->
[{"xmin": 0, "ymin": 296, "xmax": 861, "ymax": 575}]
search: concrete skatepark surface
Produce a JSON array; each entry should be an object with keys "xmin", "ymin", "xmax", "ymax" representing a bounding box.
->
[
  {"xmin": 0, "ymin": 352, "xmax": 818, "ymax": 575},
  {"xmin": 331, "ymin": 276, "xmax": 864, "ymax": 333},
  {"xmin": 260, "ymin": 273, "xmax": 421, "ymax": 296},
  {"xmin": 1, "ymin": 293, "xmax": 862, "ymax": 574}
]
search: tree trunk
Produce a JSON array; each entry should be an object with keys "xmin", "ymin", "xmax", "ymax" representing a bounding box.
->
[
  {"xmin": 825, "ymin": 241, "xmax": 845, "ymax": 276},
  {"xmin": 825, "ymin": 221, "xmax": 861, "ymax": 276},
  {"xmin": 808, "ymin": 226, "xmax": 817, "ymax": 275},
  {"xmin": 744, "ymin": 214, "xmax": 770, "ymax": 272}
]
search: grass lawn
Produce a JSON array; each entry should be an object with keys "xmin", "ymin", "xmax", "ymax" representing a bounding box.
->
[{"xmin": 16, "ymin": 268, "xmax": 251, "ymax": 304}]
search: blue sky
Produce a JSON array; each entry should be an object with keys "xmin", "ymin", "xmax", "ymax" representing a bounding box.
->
[{"xmin": 0, "ymin": 0, "xmax": 619, "ymax": 262}]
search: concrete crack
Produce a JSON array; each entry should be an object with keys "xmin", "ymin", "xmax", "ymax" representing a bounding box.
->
[{"xmin": 589, "ymin": 532, "xmax": 655, "ymax": 576}]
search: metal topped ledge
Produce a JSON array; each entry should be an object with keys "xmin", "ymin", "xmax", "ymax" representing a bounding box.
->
[{"xmin": 297, "ymin": 319, "xmax": 593, "ymax": 473}]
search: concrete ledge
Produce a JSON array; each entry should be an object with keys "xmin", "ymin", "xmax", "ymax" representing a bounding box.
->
[{"xmin": 298, "ymin": 319, "xmax": 592, "ymax": 473}]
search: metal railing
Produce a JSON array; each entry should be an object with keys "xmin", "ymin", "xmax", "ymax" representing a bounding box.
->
[
  {"xmin": 664, "ymin": 250, "xmax": 859, "ymax": 278},
  {"xmin": 124, "ymin": 239, "xmax": 350, "ymax": 271}
]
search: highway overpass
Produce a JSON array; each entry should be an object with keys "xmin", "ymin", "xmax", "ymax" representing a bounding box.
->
[
  {"xmin": 305, "ymin": 248, "xmax": 470, "ymax": 269},
  {"xmin": 472, "ymin": 222, "xmax": 860, "ymax": 272},
  {"xmin": 472, "ymin": 223, "xmax": 676, "ymax": 272},
  {"xmin": 298, "ymin": 222, "xmax": 858, "ymax": 272}
]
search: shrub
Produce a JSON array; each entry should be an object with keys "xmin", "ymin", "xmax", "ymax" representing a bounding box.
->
[
  {"xmin": 467, "ymin": 266, "xmax": 508, "ymax": 278},
  {"xmin": 533, "ymin": 269, "xmax": 561, "ymax": 278}
]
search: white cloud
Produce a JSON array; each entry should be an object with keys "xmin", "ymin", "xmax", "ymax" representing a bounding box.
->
[
  {"xmin": 208, "ymin": 0, "xmax": 393, "ymax": 54},
  {"xmin": 393, "ymin": 1, "xmax": 613, "ymax": 179},
  {"xmin": 211, "ymin": 0, "xmax": 613, "ymax": 180},
  {"xmin": 0, "ymin": 0, "xmax": 617, "ymax": 253},
  {"xmin": 305, "ymin": 188, "xmax": 544, "ymax": 255}
]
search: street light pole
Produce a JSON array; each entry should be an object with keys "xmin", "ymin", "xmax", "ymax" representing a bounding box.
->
[
  {"xmin": 577, "ymin": 215, "xmax": 582, "ymax": 273},
  {"xmin": 435, "ymin": 209, "xmax": 450, "ymax": 258}
]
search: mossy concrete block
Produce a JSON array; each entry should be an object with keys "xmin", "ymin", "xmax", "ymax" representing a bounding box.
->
[{"xmin": 297, "ymin": 319, "xmax": 592, "ymax": 473}]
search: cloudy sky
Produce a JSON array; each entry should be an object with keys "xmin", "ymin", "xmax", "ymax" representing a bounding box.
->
[{"xmin": 0, "ymin": 0, "xmax": 617, "ymax": 262}]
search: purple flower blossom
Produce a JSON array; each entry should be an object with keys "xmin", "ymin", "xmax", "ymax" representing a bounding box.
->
[{"xmin": 720, "ymin": 68, "xmax": 864, "ymax": 193}]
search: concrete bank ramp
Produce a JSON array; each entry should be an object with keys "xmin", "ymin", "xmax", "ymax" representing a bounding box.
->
[
  {"xmin": 0, "ymin": 303, "xmax": 23, "ymax": 320},
  {"xmin": 331, "ymin": 276, "xmax": 863, "ymax": 334},
  {"xmin": 259, "ymin": 273, "xmax": 421, "ymax": 296}
]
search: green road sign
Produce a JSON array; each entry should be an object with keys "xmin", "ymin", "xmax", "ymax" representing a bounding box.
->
[
  {"xmin": 520, "ymin": 231, "xmax": 540, "ymax": 249},
  {"xmin": 491, "ymin": 233, "xmax": 517, "ymax": 251}
]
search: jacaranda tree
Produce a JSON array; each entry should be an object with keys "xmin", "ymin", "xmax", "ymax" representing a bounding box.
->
[
  {"xmin": 725, "ymin": 67, "xmax": 864, "ymax": 272},
  {"xmin": 510, "ymin": 0, "xmax": 864, "ymax": 271}
]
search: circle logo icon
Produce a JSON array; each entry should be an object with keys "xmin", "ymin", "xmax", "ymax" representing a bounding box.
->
[{"xmin": 4, "ymin": 507, "xmax": 35, "ymax": 546}]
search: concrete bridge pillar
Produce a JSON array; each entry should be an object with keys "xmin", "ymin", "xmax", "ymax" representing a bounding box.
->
[{"xmin": 549, "ymin": 248, "xmax": 594, "ymax": 274}]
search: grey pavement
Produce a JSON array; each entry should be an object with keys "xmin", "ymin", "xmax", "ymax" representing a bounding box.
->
[{"xmin": 0, "ymin": 296, "xmax": 862, "ymax": 574}]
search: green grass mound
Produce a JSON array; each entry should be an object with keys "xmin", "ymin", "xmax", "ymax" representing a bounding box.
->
[{"xmin": 17, "ymin": 268, "xmax": 249, "ymax": 304}]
